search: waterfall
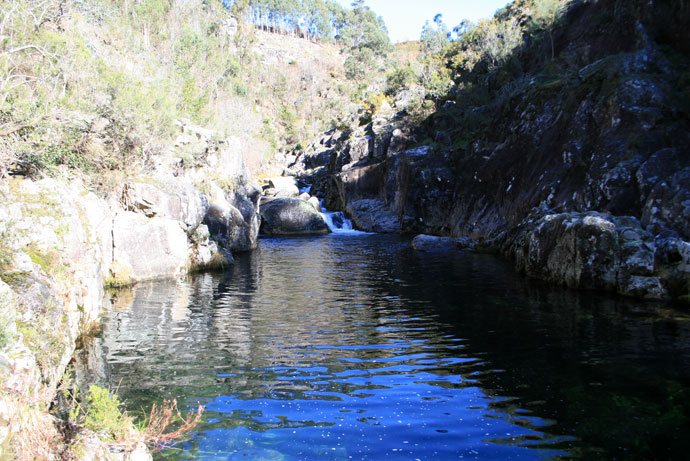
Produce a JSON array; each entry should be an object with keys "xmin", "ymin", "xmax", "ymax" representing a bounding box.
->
[{"xmin": 319, "ymin": 200, "xmax": 364, "ymax": 234}]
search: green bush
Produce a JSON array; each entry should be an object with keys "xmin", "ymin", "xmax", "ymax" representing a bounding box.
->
[
  {"xmin": 385, "ymin": 66, "xmax": 415, "ymax": 95},
  {"xmin": 83, "ymin": 385, "xmax": 132, "ymax": 441}
]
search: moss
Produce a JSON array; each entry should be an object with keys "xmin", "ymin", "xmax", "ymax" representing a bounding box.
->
[
  {"xmin": 0, "ymin": 294, "xmax": 16, "ymax": 350},
  {"xmin": 189, "ymin": 251, "xmax": 233, "ymax": 274},
  {"xmin": 24, "ymin": 245, "xmax": 59, "ymax": 276},
  {"xmin": 0, "ymin": 270, "xmax": 32, "ymax": 287},
  {"xmin": 104, "ymin": 260, "xmax": 134, "ymax": 288},
  {"xmin": 17, "ymin": 319, "xmax": 65, "ymax": 373}
]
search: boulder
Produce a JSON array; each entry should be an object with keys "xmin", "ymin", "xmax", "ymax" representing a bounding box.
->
[
  {"xmin": 188, "ymin": 224, "xmax": 234, "ymax": 271},
  {"xmin": 122, "ymin": 179, "xmax": 207, "ymax": 234},
  {"xmin": 346, "ymin": 136, "xmax": 372, "ymax": 165},
  {"xmin": 410, "ymin": 235, "xmax": 459, "ymax": 252},
  {"xmin": 346, "ymin": 199, "xmax": 399, "ymax": 233},
  {"xmin": 266, "ymin": 177, "xmax": 299, "ymax": 197},
  {"xmin": 508, "ymin": 212, "xmax": 689, "ymax": 300},
  {"xmin": 308, "ymin": 196, "xmax": 322, "ymax": 212},
  {"xmin": 260, "ymin": 198, "xmax": 330, "ymax": 236},
  {"xmin": 204, "ymin": 203, "xmax": 255, "ymax": 252},
  {"xmin": 111, "ymin": 212, "xmax": 189, "ymax": 283},
  {"xmin": 203, "ymin": 182, "xmax": 260, "ymax": 253}
]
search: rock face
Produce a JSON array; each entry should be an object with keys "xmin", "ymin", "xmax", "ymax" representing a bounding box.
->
[
  {"xmin": 122, "ymin": 179, "xmax": 207, "ymax": 234},
  {"xmin": 203, "ymin": 185, "xmax": 261, "ymax": 253},
  {"xmin": 283, "ymin": 0, "xmax": 690, "ymax": 301},
  {"xmin": 260, "ymin": 198, "xmax": 330, "ymax": 236},
  {"xmin": 0, "ymin": 118, "xmax": 262, "ymax": 456},
  {"xmin": 111, "ymin": 212, "xmax": 189, "ymax": 282}
]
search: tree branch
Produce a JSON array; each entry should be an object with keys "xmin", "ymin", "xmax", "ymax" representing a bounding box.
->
[
  {"xmin": 5, "ymin": 44, "xmax": 57, "ymax": 61},
  {"xmin": 0, "ymin": 116, "xmax": 45, "ymax": 137}
]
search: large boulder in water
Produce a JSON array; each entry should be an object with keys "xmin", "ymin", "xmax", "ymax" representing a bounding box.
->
[
  {"xmin": 203, "ymin": 185, "xmax": 261, "ymax": 252},
  {"xmin": 260, "ymin": 198, "xmax": 330, "ymax": 236}
]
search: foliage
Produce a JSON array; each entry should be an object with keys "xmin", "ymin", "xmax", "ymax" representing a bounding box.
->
[
  {"xmin": 344, "ymin": 47, "xmax": 375, "ymax": 81},
  {"xmin": 0, "ymin": 290, "xmax": 16, "ymax": 350},
  {"xmin": 221, "ymin": 0, "xmax": 390, "ymax": 50},
  {"xmin": 385, "ymin": 65, "xmax": 415, "ymax": 95},
  {"xmin": 0, "ymin": 0, "xmax": 368, "ymax": 179},
  {"xmin": 362, "ymin": 92, "xmax": 387, "ymax": 115},
  {"xmin": 62, "ymin": 382, "xmax": 204, "ymax": 453},
  {"xmin": 136, "ymin": 399, "xmax": 204, "ymax": 453},
  {"xmin": 83, "ymin": 385, "xmax": 132, "ymax": 441},
  {"xmin": 420, "ymin": 14, "xmax": 450, "ymax": 56},
  {"xmin": 528, "ymin": 0, "xmax": 568, "ymax": 59}
]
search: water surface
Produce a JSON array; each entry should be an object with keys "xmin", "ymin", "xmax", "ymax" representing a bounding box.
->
[{"xmin": 80, "ymin": 234, "xmax": 690, "ymax": 459}]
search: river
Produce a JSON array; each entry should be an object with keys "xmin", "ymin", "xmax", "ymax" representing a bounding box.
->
[{"xmin": 78, "ymin": 233, "xmax": 690, "ymax": 459}]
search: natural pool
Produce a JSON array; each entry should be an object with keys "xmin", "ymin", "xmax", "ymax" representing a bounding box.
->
[{"xmin": 78, "ymin": 234, "xmax": 690, "ymax": 459}]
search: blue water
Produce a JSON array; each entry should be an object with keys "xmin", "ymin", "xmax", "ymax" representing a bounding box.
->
[{"xmin": 82, "ymin": 234, "xmax": 690, "ymax": 459}]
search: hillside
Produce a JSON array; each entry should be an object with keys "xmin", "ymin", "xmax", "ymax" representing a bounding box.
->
[{"xmin": 0, "ymin": 0, "xmax": 374, "ymax": 183}]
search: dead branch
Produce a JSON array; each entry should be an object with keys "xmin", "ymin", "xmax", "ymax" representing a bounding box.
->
[
  {"xmin": 0, "ymin": 116, "xmax": 45, "ymax": 137},
  {"xmin": 139, "ymin": 399, "xmax": 204, "ymax": 452},
  {"xmin": 5, "ymin": 44, "xmax": 58, "ymax": 61}
]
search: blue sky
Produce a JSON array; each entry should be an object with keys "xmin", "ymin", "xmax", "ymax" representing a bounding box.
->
[{"xmin": 336, "ymin": 0, "xmax": 512, "ymax": 43}]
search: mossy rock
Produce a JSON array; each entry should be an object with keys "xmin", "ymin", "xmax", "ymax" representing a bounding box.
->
[{"xmin": 105, "ymin": 261, "xmax": 133, "ymax": 288}]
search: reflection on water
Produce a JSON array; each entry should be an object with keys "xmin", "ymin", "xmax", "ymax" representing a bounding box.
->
[{"xmin": 80, "ymin": 235, "xmax": 690, "ymax": 459}]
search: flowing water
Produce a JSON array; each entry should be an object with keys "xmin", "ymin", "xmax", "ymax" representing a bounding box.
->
[{"xmin": 80, "ymin": 233, "xmax": 690, "ymax": 460}]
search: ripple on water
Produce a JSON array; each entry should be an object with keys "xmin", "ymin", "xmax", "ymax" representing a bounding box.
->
[{"xmin": 82, "ymin": 234, "xmax": 690, "ymax": 460}]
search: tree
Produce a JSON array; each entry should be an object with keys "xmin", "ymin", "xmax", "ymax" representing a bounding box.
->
[
  {"xmin": 452, "ymin": 19, "xmax": 472, "ymax": 41},
  {"xmin": 529, "ymin": 0, "xmax": 566, "ymax": 60},
  {"xmin": 481, "ymin": 18, "xmax": 522, "ymax": 71},
  {"xmin": 420, "ymin": 13, "xmax": 450, "ymax": 56}
]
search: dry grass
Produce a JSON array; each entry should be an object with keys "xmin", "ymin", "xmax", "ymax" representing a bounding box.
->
[
  {"xmin": 138, "ymin": 399, "xmax": 204, "ymax": 453},
  {"xmin": 0, "ymin": 379, "xmax": 63, "ymax": 461}
]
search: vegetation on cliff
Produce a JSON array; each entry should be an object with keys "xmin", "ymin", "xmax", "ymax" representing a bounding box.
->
[{"xmin": 0, "ymin": 0, "xmax": 392, "ymax": 183}]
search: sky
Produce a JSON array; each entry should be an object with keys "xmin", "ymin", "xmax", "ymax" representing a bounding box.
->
[{"xmin": 336, "ymin": 0, "xmax": 512, "ymax": 43}]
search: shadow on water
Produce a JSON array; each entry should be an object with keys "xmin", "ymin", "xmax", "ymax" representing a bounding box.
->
[{"xmin": 77, "ymin": 234, "xmax": 690, "ymax": 460}]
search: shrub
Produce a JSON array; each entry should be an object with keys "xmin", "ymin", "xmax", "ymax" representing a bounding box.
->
[
  {"xmin": 83, "ymin": 385, "xmax": 132, "ymax": 441},
  {"xmin": 385, "ymin": 66, "xmax": 415, "ymax": 95}
]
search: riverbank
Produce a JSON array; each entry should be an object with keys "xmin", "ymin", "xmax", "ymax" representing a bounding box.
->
[{"xmin": 0, "ymin": 119, "xmax": 262, "ymax": 458}]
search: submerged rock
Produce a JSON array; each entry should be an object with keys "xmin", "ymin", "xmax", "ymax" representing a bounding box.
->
[
  {"xmin": 260, "ymin": 198, "xmax": 330, "ymax": 236},
  {"xmin": 410, "ymin": 235, "xmax": 460, "ymax": 252}
]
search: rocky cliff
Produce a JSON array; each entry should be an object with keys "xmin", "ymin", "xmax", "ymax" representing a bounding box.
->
[
  {"xmin": 285, "ymin": 0, "xmax": 690, "ymax": 302},
  {"xmin": 0, "ymin": 120, "xmax": 260, "ymax": 458}
]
